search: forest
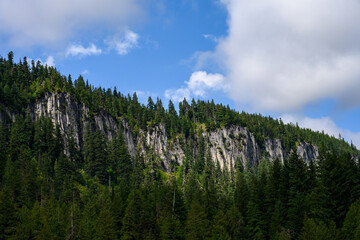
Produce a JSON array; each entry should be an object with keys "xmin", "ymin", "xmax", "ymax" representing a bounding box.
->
[{"xmin": 1, "ymin": 52, "xmax": 360, "ymax": 239}]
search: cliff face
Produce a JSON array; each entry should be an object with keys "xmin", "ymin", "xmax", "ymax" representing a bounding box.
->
[{"xmin": 1, "ymin": 92, "xmax": 319, "ymax": 171}]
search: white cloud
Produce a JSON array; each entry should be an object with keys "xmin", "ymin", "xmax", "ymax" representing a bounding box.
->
[
  {"xmin": 44, "ymin": 56, "xmax": 55, "ymax": 67},
  {"xmin": 28, "ymin": 56, "xmax": 55, "ymax": 67},
  {"xmin": 82, "ymin": 70, "xmax": 90, "ymax": 75},
  {"xmin": 133, "ymin": 90, "xmax": 159, "ymax": 104},
  {"xmin": 165, "ymin": 88, "xmax": 191, "ymax": 103},
  {"xmin": 66, "ymin": 43, "xmax": 102, "ymax": 57},
  {"xmin": 0, "ymin": 0, "xmax": 142, "ymax": 48},
  {"xmin": 203, "ymin": 34, "xmax": 218, "ymax": 43},
  {"xmin": 210, "ymin": 0, "xmax": 360, "ymax": 112},
  {"xmin": 105, "ymin": 30, "xmax": 139, "ymax": 55},
  {"xmin": 165, "ymin": 71, "xmax": 227, "ymax": 102},
  {"xmin": 187, "ymin": 71, "xmax": 227, "ymax": 97},
  {"xmin": 281, "ymin": 114, "xmax": 360, "ymax": 149}
]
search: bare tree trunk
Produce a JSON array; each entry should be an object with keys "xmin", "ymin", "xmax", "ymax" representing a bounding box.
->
[
  {"xmin": 172, "ymin": 185, "xmax": 176, "ymax": 214},
  {"xmin": 109, "ymin": 175, "xmax": 111, "ymax": 193},
  {"xmin": 40, "ymin": 185, "xmax": 43, "ymax": 208},
  {"xmin": 70, "ymin": 191, "xmax": 74, "ymax": 239},
  {"xmin": 172, "ymin": 167, "xmax": 176, "ymax": 214}
]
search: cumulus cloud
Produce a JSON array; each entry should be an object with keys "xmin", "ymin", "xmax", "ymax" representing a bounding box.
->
[
  {"xmin": 0, "ymin": 0, "xmax": 142, "ymax": 48},
  {"xmin": 165, "ymin": 71, "xmax": 227, "ymax": 102},
  {"xmin": 44, "ymin": 56, "xmax": 55, "ymax": 67},
  {"xmin": 281, "ymin": 114, "xmax": 360, "ymax": 148},
  {"xmin": 105, "ymin": 30, "xmax": 139, "ymax": 55},
  {"xmin": 66, "ymin": 43, "xmax": 102, "ymax": 57},
  {"xmin": 187, "ymin": 71, "xmax": 227, "ymax": 97},
  {"xmin": 212, "ymin": 0, "xmax": 360, "ymax": 112},
  {"xmin": 28, "ymin": 56, "xmax": 55, "ymax": 67}
]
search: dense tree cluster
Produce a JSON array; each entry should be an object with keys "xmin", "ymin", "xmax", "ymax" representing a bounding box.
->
[
  {"xmin": 1, "ymin": 52, "xmax": 360, "ymax": 239},
  {"xmin": 1, "ymin": 116, "xmax": 360, "ymax": 239},
  {"xmin": 0, "ymin": 52, "xmax": 357, "ymax": 155}
]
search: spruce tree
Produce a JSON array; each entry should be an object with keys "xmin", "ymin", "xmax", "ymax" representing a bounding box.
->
[
  {"xmin": 185, "ymin": 199, "xmax": 209, "ymax": 240},
  {"xmin": 286, "ymin": 151, "xmax": 308, "ymax": 238}
]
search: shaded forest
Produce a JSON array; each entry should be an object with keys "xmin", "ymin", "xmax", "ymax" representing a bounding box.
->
[{"xmin": 1, "ymin": 52, "xmax": 360, "ymax": 239}]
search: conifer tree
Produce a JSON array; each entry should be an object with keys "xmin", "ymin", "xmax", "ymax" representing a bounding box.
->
[
  {"xmin": 234, "ymin": 171, "xmax": 249, "ymax": 221},
  {"xmin": 122, "ymin": 190, "xmax": 144, "ymax": 239},
  {"xmin": 185, "ymin": 199, "xmax": 209, "ymax": 240},
  {"xmin": 341, "ymin": 199, "xmax": 360, "ymax": 239},
  {"xmin": 0, "ymin": 187, "xmax": 17, "ymax": 238},
  {"xmin": 94, "ymin": 200, "xmax": 117, "ymax": 240},
  {"xmin": 107, "ymin": 128, "xmax": 132, "ymax": 185},
  {"xmin": 286, "ymin": 151, "xmax": 308, "ymax": 238}
]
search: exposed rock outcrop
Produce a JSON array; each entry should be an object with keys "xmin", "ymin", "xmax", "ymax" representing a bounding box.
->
[{"xmin": 1, "ymin": 92, "xmax": 320, "ymax": 171}]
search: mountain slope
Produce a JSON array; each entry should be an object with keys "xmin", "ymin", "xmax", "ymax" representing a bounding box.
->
[
  {"xmin": 1, "ymin": 52, "xmax": 360, "ymax": 239},
  {"xmin": 0, "ymin": 53, "xmax": 358, "ymax": 172}
]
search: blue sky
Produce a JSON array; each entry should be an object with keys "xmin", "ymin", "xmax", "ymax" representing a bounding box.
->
[{"xmin": 1, "ymin": 0, "xmax": 360, "ymax": 147}]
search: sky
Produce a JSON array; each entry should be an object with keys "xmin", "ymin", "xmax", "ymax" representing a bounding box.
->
[{"xmin": 0, "ymin": 0, "xmax": 360, "ymax": 148}]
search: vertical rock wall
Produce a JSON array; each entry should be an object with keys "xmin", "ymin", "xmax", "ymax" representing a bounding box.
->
[{"xmin": 1, "ymin": 92, "xmax": 319, "ymax": 171}]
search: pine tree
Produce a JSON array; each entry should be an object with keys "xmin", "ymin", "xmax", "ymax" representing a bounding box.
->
[
  {"xmin": 0, "ymin": 187, "xmax": 17, "ymax": 238},
  {"xmin": 226, "ymin": 205, "xmax": 248, "ymax": 239},
  {"xmin": 159, "ymin": 215, "xmax": 183, "ymax": 240},
  {"xmin": 247, "ymin": 174, "xmax": 267, "ymax": 239},
  {"xmin": 107, "ymin": 129, "xmax": 132, "ymax": 185},
  {"xmin": 314, "ymin": 152, "xmax": 359, "ymax": 226},
  {"xmin": 341, "ymin": 199, "xmax": 360, "ymax": 240},
  {"xmin": 299, "ymin": 218, "xmax": 339, "ymax": 240},
  {"xmin": 203, "ymin": 150, "xmax": 217, "ymax": 220},
  {"xmin": 122, "ymin": 190, "xmax": 144, "ymax": 239},
  {"xmin": 209, "ymin": 210, "xmax": 231, "ymax": 240},
  {"xmin": 0, "ymin": 124, "xmax": 8, "ymax": 181},
  {"xmin": 194, "ymin": 130, "xmax": 205, "ymax": 173},
  {"xmin": 94, "ymin": 200, "xmax": 117, "ymax": 240},
  {"xmin": 84, "ymin": 125, "xmax": 108, "ymax": 184},
  {"xmin": 234, "ymin": 171, "xmax": 249, "ymax": 221},
  {"xmin": 185, "ymin": 199, "xmax": 209, "ymax": 240},
  {"xmin": 286, "ymin": 151, "xmax": 308, "ymax": 238}
]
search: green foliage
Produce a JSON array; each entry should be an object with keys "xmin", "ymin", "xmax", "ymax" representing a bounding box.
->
[
  {"xmin": 185, "ymin": 199, "xmax": 209, "ymax": 240},
  {"xmin": 341, "ymin": 199, "xmax": 360, "ymax": 240},
  {"xmin": 0, "ymin": 52, "xmax": 360, "ymax": 239},
  {"xmin": 299, "ymin": 218, "xmax": 339, "ymax": 240}
]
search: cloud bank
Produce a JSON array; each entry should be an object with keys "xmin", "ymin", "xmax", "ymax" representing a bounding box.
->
[
  {"xmin": 0, "ymin": 0, "xmax": 142, "ymax": 48},
  {"xmin": 282, "ymin": 114, "xmax": 360, "ymax": 149},
  {"xmin": 214, "ymin": 0, "xmax": 360, "ymax": 112}
]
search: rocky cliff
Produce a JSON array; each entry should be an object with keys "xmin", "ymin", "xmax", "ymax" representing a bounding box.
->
[{"xmin": 1, "ymin": 92, "xmax": 319, "ymax": 171}]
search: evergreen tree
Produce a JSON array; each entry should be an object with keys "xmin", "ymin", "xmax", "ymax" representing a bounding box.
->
[
  {"xmin": 84, "ymin": 125, "xmax": 108, "ymax": 184},
  {"xmin": 0, "ymin": 125, "xmax": 8, "ymax": 181},
  {"xmin": 94, "ymin": 200, "xmax": 117, "ymax": 240},
  {"xmin": 107, "ymin": 128, "xmax": 132, "ymax": 185},
  {"xmin": 209, "ymin": 210, "xmax": 231, "ymax": 240},
  {"xmin": 234, "ymin": 171, "xmax": 249, "ymax": 221},
  {"xmin": 159, "ymin": 215, "xmax": 183, "ymax": 240},
  {"xmin": 203, "ymin": 151, "xmax": 217, "ymax": 220},
  {"xmin": 0, "ymin": 52, "xmax": 360, "ymax": 240},
  {"xmin": 185, "ymin": 199, "xmax": 208, "ymax": 240},
  {"xmin": 0, "ymin": 187, "xmax": 17, "ymax": 239},
  {"xmin": 194, "ymin": 130, "xmax": 205, "ymax": 173},
  {"xmin": 122, "ymin": 190, "xmax": 144, "ymax": 239},
  {"xmin": 286, "ymin": 151, "xmax": 308, "ymax": 238},
  {"xmin": 341, "ymin": 199, "xmax": 360, "ymax": 240},
  {"xmin": 299, "ymin": 218, "xmax": 339, "ymax": 240}
]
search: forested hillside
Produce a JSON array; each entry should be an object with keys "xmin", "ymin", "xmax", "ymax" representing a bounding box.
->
[{"xmin": 1, "ymin": 52, "xmax": 360, "ymax": 239}]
